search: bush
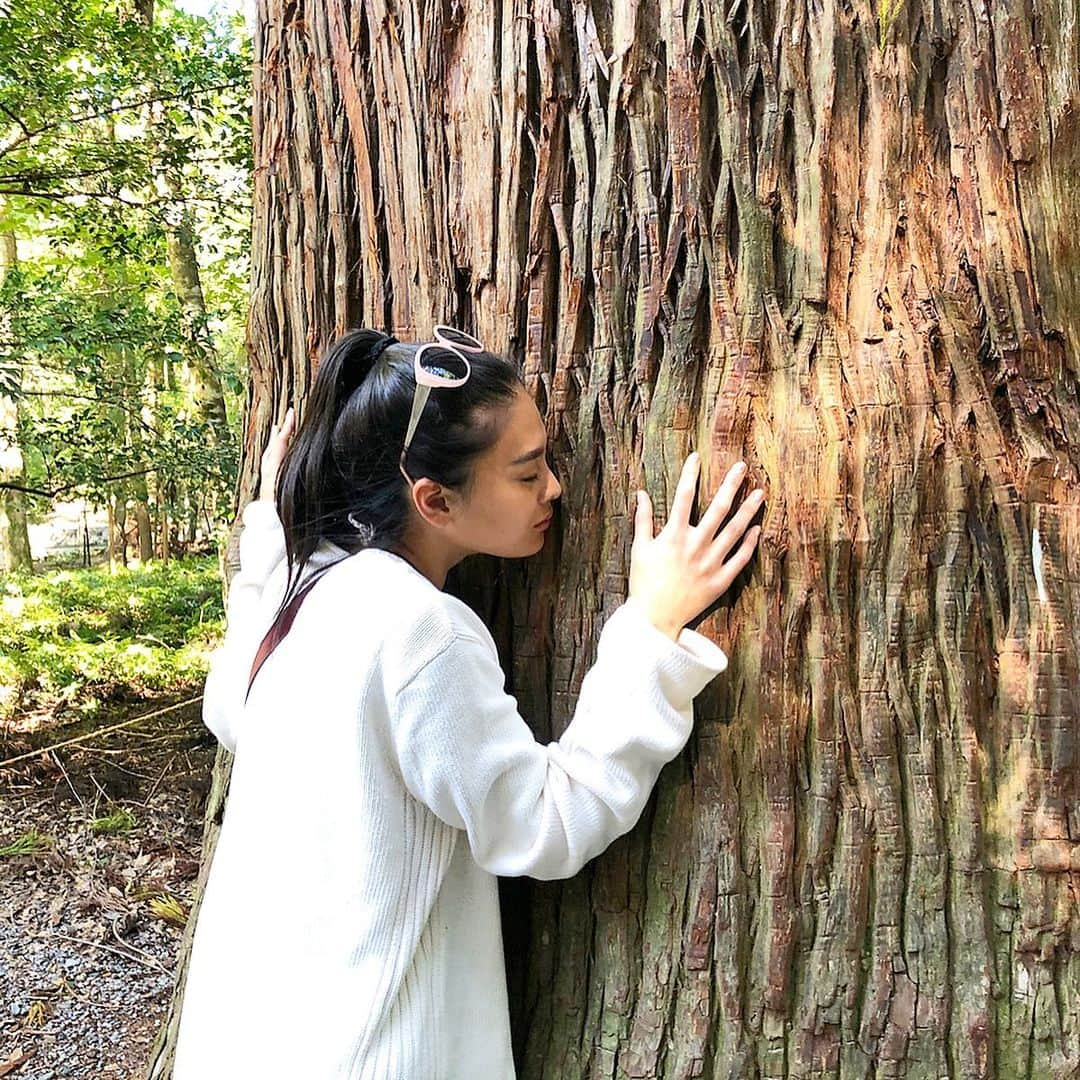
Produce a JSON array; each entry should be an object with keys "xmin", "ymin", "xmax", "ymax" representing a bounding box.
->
[{"xmin": 0, "ymin": 557, "xmax": 225, "ymax": 722}]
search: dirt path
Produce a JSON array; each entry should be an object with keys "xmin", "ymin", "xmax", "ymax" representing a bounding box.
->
[{"xmin": 0, "ymin": 699, "xmax": 215, "ymax": 1079}]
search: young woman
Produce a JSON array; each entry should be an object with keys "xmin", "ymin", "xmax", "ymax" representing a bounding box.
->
[{"xmin": 172, "ymin": 326, "xmax": 765, "ymax": 1079}]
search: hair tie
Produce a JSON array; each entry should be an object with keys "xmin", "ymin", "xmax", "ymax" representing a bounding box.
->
[
  {"xmin": 369, "ymin": 335, "xmax": 398, "ymax": 363},
  {"xmin": 340, "ymin": 333, "xmax": 398, "ymax": 404}
]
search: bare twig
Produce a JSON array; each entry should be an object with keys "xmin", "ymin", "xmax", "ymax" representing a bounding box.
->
[
  {"xmin": 1, "ymin": 82, "xmax": 245, "ymax": 152},
  {"xmin": 140, "ymin": 754, "xmax": 178, "ymax": 807},
  {"xmin": 48, "ymin": 750, "xmax": 85, "ymax": 814},
  {"xmin": 30, "ymin": 930, "xmax": 172, "ymax": 977}
]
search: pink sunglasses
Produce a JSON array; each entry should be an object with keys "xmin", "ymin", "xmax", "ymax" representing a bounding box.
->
[{"xmin": 398, "ymin": 325, "xmax": 485, "ymax": 485}]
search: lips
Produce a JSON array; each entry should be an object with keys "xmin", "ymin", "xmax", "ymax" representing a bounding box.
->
[{"xmin": 536, "ymin": 513, "xmax": 553, "ymax": 528}]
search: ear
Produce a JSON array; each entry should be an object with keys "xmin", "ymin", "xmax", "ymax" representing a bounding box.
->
[{"xmin": 410, "ymin": 477, "xmax": 459, "ymax": 528}]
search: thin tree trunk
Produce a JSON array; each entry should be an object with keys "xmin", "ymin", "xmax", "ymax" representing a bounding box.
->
[
  {"xmin": 0, "ymin": 226, "xmax": 33, "ymax": 573},
  {"xmin": 149, "ymin": 0, "xmax": 1080, "ymax": 1076},
  {"xmin": 163, "ymin": 201, "xmax": 231, "ymax": 446},
  {"xmin": 134, "ymin": 488, "xmax": 153, "ymax": 563},
  {"xmin": 116, "ymin": 496, "xmax": 129, "ymax": 568},
  {"xmin": 133, "ymin": 0, "xmax": 231, "ymax": 446},
  {"xmin": 107, "ymin": 496, "xmax": 118, "ymax": 573},
  {"xmin": 81, "ymin": 504, "xmax": 91, "ymax": 569}
]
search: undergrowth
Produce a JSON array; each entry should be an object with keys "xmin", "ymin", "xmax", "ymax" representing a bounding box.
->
[{"xmin": 0, "ymin": 557, "xmax": 224, "ymax": 723}]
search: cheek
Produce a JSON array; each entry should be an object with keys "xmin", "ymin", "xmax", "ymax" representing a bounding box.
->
[
  {"xmin": 467, "ymin": 485, "xmax": 520, "ymax": 532},
  {"xmin": 493, "ymin": 484, "xmax": 535, "ymax": 526}
]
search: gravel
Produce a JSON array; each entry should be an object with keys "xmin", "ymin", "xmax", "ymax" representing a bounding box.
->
[{"xmin": 1, "ymin": 703, "xmax": 214, "ymax": 1078}]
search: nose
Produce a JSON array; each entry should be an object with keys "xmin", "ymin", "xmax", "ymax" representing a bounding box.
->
[{"xmin": 546, "ymin": 461, "xmax": 562, "ymax": 503}]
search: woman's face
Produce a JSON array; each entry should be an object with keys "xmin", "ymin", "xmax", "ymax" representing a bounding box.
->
[{"xmin": 453, "ymin": 386, "xmax": 563, "ymax": 558}]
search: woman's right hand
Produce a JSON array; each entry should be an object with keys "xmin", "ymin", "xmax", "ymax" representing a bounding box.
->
[
  {"xmin": 259, "ymin": 407, "xmax": 296, "ymax": 502},
  {"xmin": 629, "ymin": 453, "xmax": 764, "ymax": 640}
]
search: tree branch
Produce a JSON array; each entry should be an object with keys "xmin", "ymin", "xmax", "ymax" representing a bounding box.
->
[
  {"xmin": 0, "ymin": 468, "xmax": 156, "ymax": 499},
  {"xmin": 0, "ymin": 82, "xmax": 247, "ymax": 157},
  {"xmin": 0, "ymin": 187, "xmax": 151, "ymax": 208}
]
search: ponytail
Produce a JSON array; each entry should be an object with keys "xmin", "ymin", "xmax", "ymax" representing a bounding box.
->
[{"xmin": 274, "ymin": 330, "xmax": 395, "ymax": 611}]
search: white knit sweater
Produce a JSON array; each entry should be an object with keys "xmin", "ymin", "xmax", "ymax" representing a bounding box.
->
[{"xmin": 173, "ymin": 500, "xmax": 729, "ymax": 1079}]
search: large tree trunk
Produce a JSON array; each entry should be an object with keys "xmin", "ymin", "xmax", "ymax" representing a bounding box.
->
[{"xmin": 148, "ymin": 0, "xmax": 1079, "ymax": 1076}]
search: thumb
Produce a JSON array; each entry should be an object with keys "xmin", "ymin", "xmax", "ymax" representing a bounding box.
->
[{"xmin": 633, "ymin": 489, "xmax": 654, "ymax": 544}]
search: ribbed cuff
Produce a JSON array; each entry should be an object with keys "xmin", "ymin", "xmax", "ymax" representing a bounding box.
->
[{"xmin": 605, "ymin": 597, "xmax": 729, "ymax": 699}]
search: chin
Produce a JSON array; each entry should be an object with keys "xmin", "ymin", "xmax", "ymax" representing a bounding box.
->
[{"xmin": 495, "ymin": 534, "xmax": 546, "ymax": 559}]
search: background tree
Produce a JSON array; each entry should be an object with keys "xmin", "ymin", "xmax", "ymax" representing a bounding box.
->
[
  {"xmin": 0, "ymin": 0, "xmax": 251, "ymax": 565},
  {"xmin": 151, "ymin": 0, "xmax": 1080, "ymax": 1076},
  {"xmin": 0, "ymin": 215, "xmax": 33, "ymax": 571}
]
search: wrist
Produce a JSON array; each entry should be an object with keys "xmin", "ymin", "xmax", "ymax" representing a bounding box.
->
[{"xmin": 625, "ymin": 596, "xmax": 683, "ymax": 642}]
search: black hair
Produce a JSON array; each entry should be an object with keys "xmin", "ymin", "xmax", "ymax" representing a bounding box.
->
[{"xmin": 273, "ymin": 327, "xmax": 524, "ymax": 612}]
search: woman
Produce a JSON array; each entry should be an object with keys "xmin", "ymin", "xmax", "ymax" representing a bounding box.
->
[{"xmin": 173, "ymin": 326, "xmax": 765, "ymax": 1079}]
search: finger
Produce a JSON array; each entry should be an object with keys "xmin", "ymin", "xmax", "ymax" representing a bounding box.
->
[
  {"xmin": 667, "ymin": 452, "xmax": 701, "ymax": 529},
  {"xmin": 633, "ymin": 489, "xmax": 654, "ymax": 545},
  {"xmin": 280, "ymin": 406, "xmax": 296, "ymax": 438},
  {"xmin": 711, "ymin": 488, "xmax": 766, "ymax": 561},
  {"xmin": 696, "ymin": 461, "xmax": 748, "ymax": 537},
  {"xmin": 713, "ymin": 525, "xmax": 761, "ymax": 593}
]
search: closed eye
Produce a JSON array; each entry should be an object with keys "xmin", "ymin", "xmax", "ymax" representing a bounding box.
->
[{"xmin": 520, "ymin": 475, "xmax": 539, "ymax": 483}]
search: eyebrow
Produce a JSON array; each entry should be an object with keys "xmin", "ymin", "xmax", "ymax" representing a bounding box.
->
[{"xmin": 510, "ymin": 446, "xmax": 545, "ymax": 466}]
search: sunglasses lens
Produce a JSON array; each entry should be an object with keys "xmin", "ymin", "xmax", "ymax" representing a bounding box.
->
[
  {"xmin": 437, "ymin": 327, "xmax": 482, "ymax": 351},
  {"xmin": 418, "ymin": 346, "xmax": 469, "ymax": 381}
]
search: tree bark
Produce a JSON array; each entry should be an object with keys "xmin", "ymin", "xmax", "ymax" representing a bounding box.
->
[
  {"xmin": 0, "ymin": 227, "xmax": 33, "ymax": 573},
  {"xmin": 163, "ymin": 200, "xmax": 232, "ymax": 447},
  {"xmin": 149, "ymin": 0, "xmax": 1080, "ymax": 1076}
]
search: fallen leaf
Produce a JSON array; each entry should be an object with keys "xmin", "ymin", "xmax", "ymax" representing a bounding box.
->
[
  {"xmin": 0, "ymin": 1048, "xmax": 35, "ymax": 1077},
  {"xmin": 47, "ymin": 895, "xmax": 65, "ymax": 927}
]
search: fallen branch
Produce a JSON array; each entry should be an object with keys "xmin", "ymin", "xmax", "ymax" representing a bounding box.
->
[{"xmin": 0, "ymin": 697, "xmax": 203, "ymax": 771}]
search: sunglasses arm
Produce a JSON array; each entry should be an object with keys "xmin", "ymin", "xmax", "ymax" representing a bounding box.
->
[{"xmin": 403, "ymin": 384, "xmax": 432, "ymax": 452}]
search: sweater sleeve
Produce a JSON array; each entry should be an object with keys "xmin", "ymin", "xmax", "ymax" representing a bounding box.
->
[
  {"xmin": 202, "ymin": 500, "xmax": 288, "ymax": 753},
  {"xmin": 388, "ymin": 597, "xmax": 728, "ymax": 880}
]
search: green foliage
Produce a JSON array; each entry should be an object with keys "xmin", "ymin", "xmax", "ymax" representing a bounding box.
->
[
  {"xmin": 0, "ymin": 258, "xmax": 239, "ymax": 506},
  {"xmin": 0, "ymin": 0, "xmax": 251, "ymax": 535},
  {"xmin": 877, "ymin": 0, "xmax": 905, "ymax": 48},
  {"xmin": 0, "ymin": 0, "xmax": 251, "ymax": 212},
  {"xmin": 0, "ymin": 829, "xmax": 54, "ymax": 857},
  {"xmin": 89, "ymin": 805, "xmax": 137, "ymax": 834},
  {"xmin": 0, "ymin": 556, "xmax": 224, "ymax": 720}
]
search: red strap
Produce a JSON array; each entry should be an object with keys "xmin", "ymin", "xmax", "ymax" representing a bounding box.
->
[{"xmin": 245, "ymin": 570, "xmax": 328, "ymax": 701}]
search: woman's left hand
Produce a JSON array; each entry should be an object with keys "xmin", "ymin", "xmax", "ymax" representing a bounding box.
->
[{"xmin": 259, "ymin": 407, "xmax": 295, "ymax": 502}]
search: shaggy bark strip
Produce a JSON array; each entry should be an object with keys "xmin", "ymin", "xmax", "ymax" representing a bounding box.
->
[{"xmin": 148, "ymin": 0, "xmax": 1079, "ymax": 1076}]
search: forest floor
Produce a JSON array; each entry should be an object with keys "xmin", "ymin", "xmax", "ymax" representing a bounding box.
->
[{"xmin": 0, "ymin": 696, "xmax": 215, "ymax": 1080}]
